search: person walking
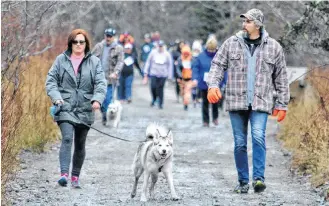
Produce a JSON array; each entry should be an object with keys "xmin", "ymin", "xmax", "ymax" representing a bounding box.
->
[
  {"xmin": 45, "ymin": 29, "xmax": 107, "ymax": 188},
  {"xmin": 207, "ymin": 9, "xmax": 290, "ymax": 193},
  {"xmin": 118, "ymin": 43, "xmax": 141, "ymax": 103},
  {"xmin": 143, "ymin": 40, "xmax": 173, "ymax": 109},
  {"xmin": 140, "ymin": 33, "xmax": 154, "ymax": 68},
  {"xmin": 176, "ymin": 45, "xmax": 193, "ymax": 111},
  {"xmin": 191, "ymin": 40, "xmax": 203, "ymax": 107},
  {"xmin": 92, "ymin": 27, "xmax": 124, "ymax": 125},
  {"xmin": 192, "ymin": 38, "xmax": 226, "ymax": 126}
]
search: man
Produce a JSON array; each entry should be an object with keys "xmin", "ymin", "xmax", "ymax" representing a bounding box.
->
[
  {"xmin": 143, "ymin": 40, "xmax": 173, "ymax": 109},
  {"xmin": 92, "ymin": 27, "xmax": 124, "ymax": 125},
  {"xmin": 207, "ymin": 9, "xmax": 290, "ymax": 193},
  {"xmin": 140, "ymin": 33, "xmax": 154, "ymax": 67}
]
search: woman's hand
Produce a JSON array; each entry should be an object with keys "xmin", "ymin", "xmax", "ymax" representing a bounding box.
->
[
  {"xmin": 55, "ymin": 99, "xmax": 64, "ymax": 105},
  {"xmin": 142, "ymin": 76, "xmax": 148, "ymax": 85},
  {"xmin": 92, "ymin": 101, "xmax": 101, "ymax": 110}
]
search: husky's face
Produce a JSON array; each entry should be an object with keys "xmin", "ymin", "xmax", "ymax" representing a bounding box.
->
[
  {"xmin": 108, "ymin": 103, "xmax": 118, "ymax": 114},
  {"xmin": 154, "ymin": 130, "xmax": 173, "ymax": 158}
]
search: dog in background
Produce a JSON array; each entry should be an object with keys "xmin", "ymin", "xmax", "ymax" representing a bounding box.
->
[
  {"xmin": 131, "ymin": 123, "xmax": 179, "ymax": 202},
  {"xmin": 106, "ymin": 100, "xmax": 122, "ymax": 128}
]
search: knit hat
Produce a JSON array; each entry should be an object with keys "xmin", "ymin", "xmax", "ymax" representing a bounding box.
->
[
  {"xmin": 206, "ymin": 38, "xmax": 218, "ymax": 50},
  {"xmin": 192, "ymin": 40, "xmax": 203, "ymax": 57},
  {"xmin": 240, "ymin": 9, "xmax": 264, "ymax": 26}
]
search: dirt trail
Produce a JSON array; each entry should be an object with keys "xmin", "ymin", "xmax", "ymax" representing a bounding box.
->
[{"xmin": 6, "ymin": 76, "xmax": 323, "ymax": 206}]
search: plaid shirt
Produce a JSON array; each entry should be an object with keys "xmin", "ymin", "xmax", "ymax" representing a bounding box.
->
[{"xmin": 208, "ymin": 30, "xmax": 290, "ymax": 114}]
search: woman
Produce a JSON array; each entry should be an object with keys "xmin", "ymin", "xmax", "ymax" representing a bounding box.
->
[
  {"xmin": 143, "ymin": 40, "xmax": 173, "ymax": 109},
  {"xmin": 176, "ymin": 45, "xmax": 193, "ymax": 111},
  {"xmin": 171, "ymin": 40, "xmax": 185, "ymax": 103},
  {"xmin": 45, "ymin": 29, "xmax": 106, "ymax": 188},
  {"xmin": 192, "ymin": 38, "xmax": 227, "ymax": 127},
  {"xmin": 118, "ymin": 43, "xmax": 141, "ymax": 103}
]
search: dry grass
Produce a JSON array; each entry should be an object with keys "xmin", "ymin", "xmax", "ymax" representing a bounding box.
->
[
  {"xmin": 279, "ymin": 66, "xmax": 329, "ymax": 187},
  {"xmin": 1, "ymin": 53, "xmax": 60, "ymax": 202}
]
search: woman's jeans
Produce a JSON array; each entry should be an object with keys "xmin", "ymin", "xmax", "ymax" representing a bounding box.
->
[
  {"xmin": 229, "ymin": 108, "xmax": 268, "ymax": 183},
  {"xmin": 58, "ymin": 121, "xmax": 90, "ymax": 177},
  {"xmin": 118, "ymin": 75, "xmax": 134, "ymax": 100}
]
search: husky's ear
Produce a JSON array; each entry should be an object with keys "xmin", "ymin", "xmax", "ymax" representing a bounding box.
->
[
  {"xmin": 167, "ymin": 130, "xmax": 173, "ymax": 145},
  {"xmin": 153, "ymin": 129, "xmax": 161, "ymax": 145}
]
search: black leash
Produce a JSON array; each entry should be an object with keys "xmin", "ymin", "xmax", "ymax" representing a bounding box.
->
[{"xmin": 54, "ymin": 105, "xmax": 143, "ymax": 143}]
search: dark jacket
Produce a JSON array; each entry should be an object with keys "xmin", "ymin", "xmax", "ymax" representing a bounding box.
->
[
  {"xmin": 45, "ymin": 50, "xmax": 107, "ymax": 125},
  {"xmin": 140, "ymin": 42, "xmax": 154, "ymax": 62},
  {"xmin": 192, "ymin": 50, "xmax": 227, "ymax": 90},
  {"xmin": 121, "ymin": 53, "xmax": 141, "ymax": 77}
]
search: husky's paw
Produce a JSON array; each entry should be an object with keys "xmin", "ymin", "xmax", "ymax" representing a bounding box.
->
[{"xmin": 171, "ymin": 196, "xmax": 180, "ymax": 201}]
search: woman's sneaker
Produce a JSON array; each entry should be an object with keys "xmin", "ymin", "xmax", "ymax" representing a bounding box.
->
[
  {"xmin": 58, "ymin": 173, "xmax": 68, "ymax": 187},
  {"xmin": 252, "ymin": 179, "xmax": 266, "ymax": 193},
  {"xmin": 234, "ymin": 182, "xmax": 249, "ymax": 194},
  {"xmin": 71, "ymin": 176, "xmax": 81, "ymax": 189}
]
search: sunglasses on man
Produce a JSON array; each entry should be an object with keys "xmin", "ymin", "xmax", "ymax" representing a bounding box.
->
[
  {"xmin": 72, "ymin": 40, "xmax": 86, "ymax": 45},
  {"xmin": 106, "ymin": 35, "xmax": 113, "ymax": 38}
]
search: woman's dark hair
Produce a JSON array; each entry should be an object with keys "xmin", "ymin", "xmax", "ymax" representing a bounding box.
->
[{"xmin": 67, "ymin": 29, "xmax": 91, "ymax": 53}]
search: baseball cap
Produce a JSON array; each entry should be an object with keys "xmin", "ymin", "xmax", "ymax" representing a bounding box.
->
[
  {"xmin": 240, "ymin": 9, "xmax": 264, "ymax": 26},
  {"xmin": 104, "ymin": 28, "xmax": 116, "ymax": 36}
]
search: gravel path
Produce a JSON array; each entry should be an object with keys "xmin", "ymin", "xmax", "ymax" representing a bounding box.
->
[{"xmin": 5, "ymin": 76, "xmax": 323, "ymax": 206}]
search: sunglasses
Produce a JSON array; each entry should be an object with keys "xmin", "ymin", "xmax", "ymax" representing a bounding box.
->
[
  {"xmin": 106, "ymin": 35, "xmax": 113, "ymax": 38},
  {"xmin": 72, "ymin": 40, "xmax": 86, "ymax": 45}
]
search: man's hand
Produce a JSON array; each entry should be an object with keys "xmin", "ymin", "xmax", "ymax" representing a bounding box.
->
[
  {"xmin": 272, "ymin": 109, "xmax": 286, "ymax": 122},
  {"xmin": 142, "ymin": 76, "xmax": 148, "ymax": 85},
  {"xmin": 55, "ymin": 99, "xmax": 64, "ymax": 105},
  {"xmin": 92, "ymin": 101, "xmax": 101, "ymax": 111},
  {"xmin": 207, "ymin": 88, "xmax": 222, "ymax": 103},
  {"xmin": 109, "ymin": 72, "xmax": 118, "ymax": 79}
]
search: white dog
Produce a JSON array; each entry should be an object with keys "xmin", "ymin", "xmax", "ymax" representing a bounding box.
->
[
  {"xmin": 106, "ymin": 100, "xmax": 122, "ymax": 128},
  {"xmin": 131, "ymin": 123, "xmax": 179, "ymax": 202}
]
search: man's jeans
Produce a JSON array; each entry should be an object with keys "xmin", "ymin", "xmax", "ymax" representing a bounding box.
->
[
  {"xmin": 229, "ymin": 109, "xmax": 268, "ymax": 183},
  {"xmin": 101, "ymin": 85, "xmax": 113, "ymax": 116}
]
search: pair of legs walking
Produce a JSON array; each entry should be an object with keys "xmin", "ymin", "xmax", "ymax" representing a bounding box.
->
[
  {"xmin": 178, "ymin": 79, "xmax": 193, "ymax": 110},
  {"xmin": 150, "ymin": 76, "xmax": 166, "ymax": 109},
  {"xmin": 101, "ymin": 84, "xmax": 114, "ymax": 124},
  {"xmin": 229, "ymin": 107, "xmax": 268, "ymax": 193},
  {"xmin": 201, "ymin": 89, "xmax": 219, "ymax": 126},
  {"xmin": 118, "ymin": 74, "xmax": 133, "ymax": 102},
  {"xmin": 58, "ymin": 121, "xmax": 90, "ymax": 188}
]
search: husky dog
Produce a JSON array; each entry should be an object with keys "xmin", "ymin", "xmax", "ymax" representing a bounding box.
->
[
  {"xmin": 106, "ymin": 100, "xmax": 122, "ymax": 128},
  {"xmin": 131, "ymin": 123, "xmax": 179, "ymax": 202}
]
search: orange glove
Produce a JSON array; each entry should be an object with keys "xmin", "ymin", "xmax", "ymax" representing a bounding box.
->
[
  {"xmin": 272, "ymin": 109, "xmax": 286, "ymax": 122},
  {"xmin": 207, "ymin": 88, "xmax": 222, "ymax": 103}
]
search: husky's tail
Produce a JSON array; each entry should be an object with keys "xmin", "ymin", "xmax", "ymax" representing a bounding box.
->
[{"xmin": 145, "ymin": 123, "xmax": 159, "ymax": 141}]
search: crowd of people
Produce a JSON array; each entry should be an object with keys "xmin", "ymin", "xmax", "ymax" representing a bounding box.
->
[
  {"xmin": 46, "ymin": 8, "xmax": 289, "ymax": 195},
  {"xmin": 89, "ymin": 27, "xmax": 228, "ymax": 125}
]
